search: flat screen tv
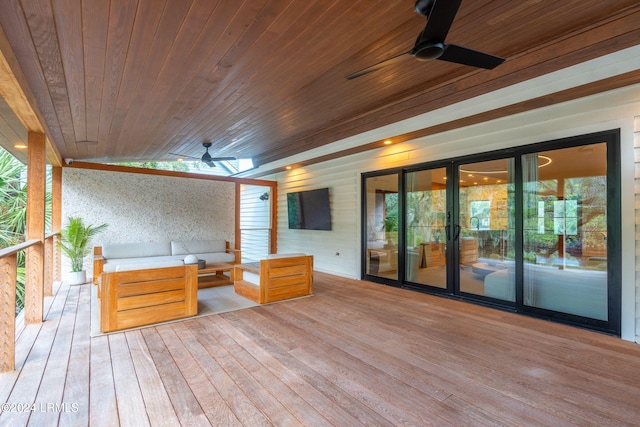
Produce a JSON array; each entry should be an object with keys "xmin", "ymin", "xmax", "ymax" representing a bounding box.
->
[{"xmin": 287, "ymin": 187, "xmax": 331, "ymax": 230}]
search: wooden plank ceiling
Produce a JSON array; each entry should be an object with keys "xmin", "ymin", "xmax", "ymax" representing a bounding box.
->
[{"xmin": 0, "ymin": 0, "xmax": 639, "ymax": 168}]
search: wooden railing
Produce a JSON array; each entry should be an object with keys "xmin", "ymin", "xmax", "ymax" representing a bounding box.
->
[{"xmin": 0, "ymin": 233, "xmax": 59, "ymax": 372}]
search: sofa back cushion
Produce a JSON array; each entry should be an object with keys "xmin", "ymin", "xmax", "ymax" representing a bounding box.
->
[
  {"xmin": 171, "ymin": 239, "xmax": 226, "ymax": 255},
  {"xmin": 102, "ymin": 241, "xmax": 172, "ymax": 259},
  {"xmin": 267, "ymin": 253, "xmax": 307, "ymax": 259}
]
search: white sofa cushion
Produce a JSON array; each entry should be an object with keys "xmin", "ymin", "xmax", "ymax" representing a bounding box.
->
[
  {"xmin": 103, "ymin": 255, "xmax": 183, "ymax": 272},
  {"xmin": 102, "ymin": 241, "xmax": 172, "ymax": 259},
  {"xmin": 267, "ymin": 253, "xmax": 307, "ymax": 259},
  {"xmin": 115, "ymin": 260, "xmax": 184, "ymax": 272},
  {"xmin": 171, "ymin": 240, "xmax": 226, "ymax": 255},
  {"xmin": 484, "ymin": 265, "xmax": 607, "ymax": 320}
]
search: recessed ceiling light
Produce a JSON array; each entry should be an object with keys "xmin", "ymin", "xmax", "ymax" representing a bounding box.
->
[
  {"xmin": 14, "ymin": 143, "xmax": 27, "ymax": 149},
  {"xmin": 286, "ymin": 166, "xmax": 292, "ymax": 170},
  {"xmin": 383, "ymin": 140, "xmax": 393, "ymax": 145}
]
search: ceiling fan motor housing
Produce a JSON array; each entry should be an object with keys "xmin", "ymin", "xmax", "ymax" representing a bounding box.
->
[{"xmin": 414, "ymin": 41, "xmax": 444, "ymax": 60}]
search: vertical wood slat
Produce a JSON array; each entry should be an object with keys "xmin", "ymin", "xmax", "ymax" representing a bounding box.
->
[
  {"xmin": 0, "ymin": 254, "xmax": 17, "ymax": 372},
  {"xmin": 24, "ymin": 131, "xmax": 46, "ymax": 324},
  {"xmin": 44, "ymin": 236, "xmax": 53, "ymax": 296},
  {"xmin": 51, "ymin": 166, "xmax": 62, "ymax": 282}
]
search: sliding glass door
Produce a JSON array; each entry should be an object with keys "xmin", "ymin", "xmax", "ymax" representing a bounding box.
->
[
  {"xmin": 361, "ymin": 130, "xmax": 620, "ymax": 334},
  {"xmin": 522, "ymin": 144, "xmax": 609, "ymax": 320},
  {"xmin": 458, "ymin": 158, "xmax": 515, "ymax": 301},
  {"xmin": 363, "ymin": 172, "xmax": 399, "ymax": 282},
  {"xmin": 405, "ymin": 167, "xmax": 449, "ymax": 289}
]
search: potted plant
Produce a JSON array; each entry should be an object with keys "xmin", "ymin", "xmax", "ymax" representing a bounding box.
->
[{"xmin": 57, "ymin": 216, "xmax": 107, "ymax": 285}]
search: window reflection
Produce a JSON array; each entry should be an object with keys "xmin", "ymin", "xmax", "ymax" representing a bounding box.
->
[
  {"xmin": 364, "ymin": 174, "xmax": 399, "ymax": 279},
  {"xmin": 522, "ymin": 144, "xmax": 608, "ymax": 320}
]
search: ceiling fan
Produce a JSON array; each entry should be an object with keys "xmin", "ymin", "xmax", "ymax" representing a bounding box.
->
[
  {"xmin": 346, "ymin": 0, "xmax": 505, "ymax": 80},
  {"xmin": 170, "ymin": 142, "xmax": 236, "ymax": 167}
]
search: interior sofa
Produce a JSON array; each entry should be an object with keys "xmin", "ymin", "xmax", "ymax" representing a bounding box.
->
[
  {"xmin": 483, "ymin": 264, "xmax": 607, "ymax": 320},
  {"xmin": 99, "ymin": 264, "xmax": 198, "ymax": 333},
  {"xmin": 93, "ymin": 239, "xmax": 240, "ymax": 284},
  {"xmin": 234, "ymin": 253, "xmax": 313, "ymax": 304}
]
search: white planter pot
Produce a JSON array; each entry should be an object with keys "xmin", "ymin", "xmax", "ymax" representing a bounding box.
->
[{"xmin": 67, "ymin": 270, "xmax": 87, "ymax": 286}]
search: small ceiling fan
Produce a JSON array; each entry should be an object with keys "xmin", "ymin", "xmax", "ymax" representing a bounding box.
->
[
  {"xmin": 170, "ymin": 142, "xmax": 236, "ymax": 167},
  {"xmin": 346, "ymin": 0, "xmax": 505, "ymax": 80}
]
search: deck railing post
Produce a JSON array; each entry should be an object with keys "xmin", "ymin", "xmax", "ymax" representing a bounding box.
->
[
  {"xmin": 24, "ymin": 131, "xmax": 46, "ymax": 324},
  {"xmin": 0, "ymin": 254, "xmax": 17, "ymax": 372}
]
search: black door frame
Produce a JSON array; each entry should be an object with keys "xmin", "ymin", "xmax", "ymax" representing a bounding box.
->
[{"xmin": 361, "ymin": 129, "xmax": 621, "ymax": 335}]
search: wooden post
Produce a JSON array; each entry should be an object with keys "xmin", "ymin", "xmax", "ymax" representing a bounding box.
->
[
  {"xmin": 270, "ymin": 185, "xmax": 277, "ymax": 255},
  {"xmin": 0, "ymin": 254, "xmax": 17, "ymax": 372},
  {"xmin": 51, "ymin": 166, "xmax": 62, "ymax": 281},
  {"xmin": 24, "ymin": 132, "xmax": 46, "ymax": 324}
]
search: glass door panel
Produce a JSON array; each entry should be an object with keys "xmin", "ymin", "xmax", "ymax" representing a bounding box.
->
[
  {"xmin": 364, "ymin": 173, "xmax": 399, "ymax": 280},
  {"xmin": 522, "ymin": 144, "xmax": 608, "ymax": 320},
  {"xmin": 458, "ymin": 158, "xmax": 515, "ymax": 300},
  {"xmin": 405, "ymin": 168, "xmax": 448, "ymax": 289}
]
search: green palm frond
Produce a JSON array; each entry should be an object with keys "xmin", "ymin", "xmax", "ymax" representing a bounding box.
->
[{"xmin": 57, "ymin": 216, "xmax": 108, "ymax": 271}]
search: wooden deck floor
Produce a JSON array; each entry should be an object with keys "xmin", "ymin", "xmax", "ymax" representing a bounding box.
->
[{"xmin": 1, "ymin": 272, "xmax": 640, "ymax": 426}]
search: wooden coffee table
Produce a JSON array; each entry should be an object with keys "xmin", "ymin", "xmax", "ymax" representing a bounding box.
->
[{"xmin": 197, "ymin": 262, "xmax": 235, "ymax": 288}]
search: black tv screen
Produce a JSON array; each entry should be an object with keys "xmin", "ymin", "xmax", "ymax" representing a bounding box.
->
[{"xmin": 287, "ymin": 188, "xmax": 331, "ymax": 230}]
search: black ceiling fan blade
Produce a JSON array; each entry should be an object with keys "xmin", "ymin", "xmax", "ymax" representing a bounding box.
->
[
  {"xmin": 210, "ymin": 157, "xmax": 236, "ymax": 161},
  {"xmin": 438, "ymin": 44, "xmax": 505, "ymax": 69},
  {"xmin": 203, "ymin": 159, "xmax": 216, "ymax": 168},
  {"xmin": 346, "ymin": 51, "xmax": 411, "ymax": 80},
  {"xmin": 418, "ymin": 0, "xmax": 462, "ymax": 43}
]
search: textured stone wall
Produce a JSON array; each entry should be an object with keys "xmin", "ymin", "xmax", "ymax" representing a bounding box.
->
[{"xmin": 61, "ymin": 168, "xmax": 235, "ymax": 277}]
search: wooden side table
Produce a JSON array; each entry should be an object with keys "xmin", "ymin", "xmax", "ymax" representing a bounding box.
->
[{"xmin": 197, "ymin": 262, "xmax": 235, "ymax": 288}]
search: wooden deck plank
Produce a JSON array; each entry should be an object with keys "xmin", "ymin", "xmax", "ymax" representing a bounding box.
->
[
  {"xmin": 197, "ymin": 315, "xmax": 333, "ymax": 427},
  {"xmin": 1, "ymin": 272, "xmax": 640, "ymax": 426},
  {"xmin": 59, "ymin": 283, "xmax": 91, "ymax": 427},
  {"xmin": 89, "ymin": 335, "xmax": 119, "ymax": 427},
  {"xmin": 188, "ymin": 317, "xmax": 292, "ymax": 426},
  {"xmin": 124, "ymin": 330, "xmax": 181, "ymax": 427},
  {"xmin": 29, "ymin": 284, "xmax": 80, "ymax": 426},
  {"xmin": 156, "ymin": 323, "xmax": 242, "ymax": 426},
  {"xmin": 274, "ymin": 298, "xmax": 538, "ymax": 425},
  {"xmin": 258, "ymin": 306, "xmax": 496, "ymax": 425},
  {"xmin": 228, "ymin": 306, "xmax": 451, "ymax": 426},
  {"xmin": 292, "ymin": 282, "xmax": 587, "ymax": 425},
  {"xmin": 220, "ymin": 309, "xmax": 396, "ymax": 427},
  {"xmin": 312, "ymin": 279, "xmax": 638, "ymax": 425},
  {"xmin": 214, "ymin": 315, "xmax": 371, "ymax": 427},
  {"xmin": 108, "ymin": 333, "xmax": 150, "ymax": 427},
  {"xmin": 140, "ymin": 327, "xmax": 210, "ymax": 426}
]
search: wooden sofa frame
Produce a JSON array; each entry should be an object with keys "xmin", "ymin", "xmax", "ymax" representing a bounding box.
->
[
  {"xmin": 233, "ymin": 255, "xmax": 313, "ymax": 304},
  {"xmin": 99, "ymin": 264, "xmax": 198, "ymax": 333}
]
